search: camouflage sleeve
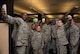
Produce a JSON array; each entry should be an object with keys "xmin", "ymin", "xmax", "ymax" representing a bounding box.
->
[
  {"xmin": 42, "ymin": 33, "xmax": 45, "ymax": 48},
  {"xmin": 64, "ymin": 19, "xmax": 71, "ymax": 29},
  {"xmin": 51, "ymin": 27, "xmax": 56, "ymax": 38},
  {"xmin": 42, "ymin": 25, "xmax": 45, "ymax": 33},
  {"xmin": 28, "ymin": 28, "xmax": 33, "ymax": 46},
  {"xmin": 31, "ymin": 33, "xmax": 36, "ymax": 48},
  {"xmin": 73, "ymin": 26, "xmax": 80, "ymax": 46},
  {"xmin": 2, "ymin": 15, "xmax": 22, "ymax": 25}
]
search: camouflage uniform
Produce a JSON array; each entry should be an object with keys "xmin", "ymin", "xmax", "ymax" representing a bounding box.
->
[
  {"xmin": 29, "ymin": 29, "xmax": 35, "ymax": 54},
  {"xmin": 3, "ymin": 15, "xmax": 30, "ymax": 54},
  {"xmin": 51, "ymin": 25, "xmax": 57, "ymax": 54},
  {"xmin": 31, "ymin": 31, "xmax": 44, "ymax": 54},
  {"xmin": 42, "ymin": 24, "xmax": 51, "ymax": 54},
  {"xmin": 57, "ymin": 25, "xmax": 69, "ymax": 54},
  {"xmin": 69, "ymin": 25, "xmax": 80, "ymax": 54},
  {"xmin": 56, "ymin": 19, "xmax": 71, "ymax": 54}
]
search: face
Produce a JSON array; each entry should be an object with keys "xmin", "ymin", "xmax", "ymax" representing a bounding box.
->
[
  {"xmin": 1, "ymin": 8, "xmax": 6, "ymax": 15},
  {"xmin": 36, "ymin": 26, "xmax": 41, "ymax": 32},
  {"xmin": 71, "ymin": 19, "xmax": 75, "ymax": 25},
  {"xmin": 31, "ymin": 24, "xmax": 36, "ymax": 30},
  {"xmin": 52, "ymin": 19, "xmax": 56, "ymax": 25},
  {"xmin": 45, "ymin": 18, "xmax": 49, "ymax": 24},
  {"xmin": 57, "ymin": 20, "xmax": 63, "ymax": 27},
  {"xmin": 22, "ymin": 13, "xmax": 28, "ymax": 20}
]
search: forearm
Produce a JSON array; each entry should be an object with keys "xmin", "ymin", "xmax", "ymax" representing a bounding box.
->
[
  {"xmin": 2, "ymin": 15, "xmax": 15, "ymax": 24},
  {"xmin": 64, "ymin": 19, "xmax": 72, "ymax": 29},
  {"xmin": 41, "ymin": 41, "xmax": 44, "ymax": 48}
]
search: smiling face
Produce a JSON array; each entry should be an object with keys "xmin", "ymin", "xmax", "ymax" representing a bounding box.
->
[
  {"xmin": 21, "ymin": 13, "xmax": 28, "ymax": 20},
  {"xmin": 52, "ymin": 19, "xmax": 56, "ymax": 25},
  {"xmin": 57, "ymin": 20, "xmax": 63, "ymax": 27},
  {"xmin": 45, "ymin": 18, "xmax": 49, "ymax": 24},
  {"xmin": 36, "ymin": 26, "xmax": 41, "ymax": 32},
  {"xmin": 71, "ymin": 19, "xmax": 75, "ymax": 25},
  {"xmin": 31, "ymin": 23, "xmax": 36, "ymax": 30}
]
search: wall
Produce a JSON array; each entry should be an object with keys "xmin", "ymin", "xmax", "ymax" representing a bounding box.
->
[{"xmin": 0, "ymin": 23, "xmax": 9, "ymax": 54}]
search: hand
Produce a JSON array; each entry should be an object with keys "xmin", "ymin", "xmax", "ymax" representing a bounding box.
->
[
  {"xmin": 67, "ymin": 15, "xmax": 72, "ymax": 20},
  {"xmin": 41, "ymin": 46, "xmax": 44, "ymax": 49},
  {"xmin": 73, "ymin": 43, "xmax": 78, "ymax": 47},
  {"xmin": 33, "ymin": 48, "xmax": 36, "ymax": 51},
  {"xmin": 73, "ymin": 44, "xmax": 77, "ymax": 47},
  {"xmin": 1, "ymin": 8, "xmax": 7, "ymax": 16}
]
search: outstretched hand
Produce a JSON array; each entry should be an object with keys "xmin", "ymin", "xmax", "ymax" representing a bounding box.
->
[{"xmin": 67, "ymin": 15, "xmax": 72, "ymax": 20}]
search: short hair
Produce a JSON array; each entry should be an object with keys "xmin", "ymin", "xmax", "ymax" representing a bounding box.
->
[
  {"xmin": 21, "ymin": 13, "xmax": 28, "ymax": 16},
  {"xmin": 35, "ymin": 24, "xmax": 41, "ymax": 29},
  {"xmin": 45, "ymin": 18, "xmax": 49, "ymax": 21},
  {"xmin": 58, "ymin": 19, "xmax": 65, "ymax": 24},
  {"xmin": 31, "ymin": 23, "xmax": 36, "ymax": 26}
]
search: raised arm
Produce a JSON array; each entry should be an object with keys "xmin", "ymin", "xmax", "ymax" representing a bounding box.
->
[
  {"xmin": 1, "ymin": 8, "xmax": 22, "ymax": 25},
  {"xmin": 64, "ymin": 15, "xmax": 72, "ymax": 29}
]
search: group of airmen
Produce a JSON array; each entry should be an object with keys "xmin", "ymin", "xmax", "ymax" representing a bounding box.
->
[{"xmin": 1, "ymin": 8, "xmax": 80, "ymax": 54}]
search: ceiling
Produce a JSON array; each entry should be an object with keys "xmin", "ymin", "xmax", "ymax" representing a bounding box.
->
[{"xmin": 14, "ymin": 0, "xmax": 80, "ymax": 18}]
